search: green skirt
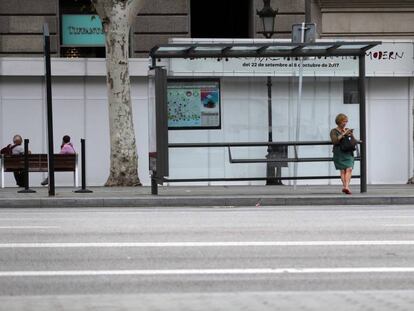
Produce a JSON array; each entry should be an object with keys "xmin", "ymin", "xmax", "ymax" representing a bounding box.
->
[{"xmin": 333, "ymin": 145, "xmax": 354, "ymax": 170}]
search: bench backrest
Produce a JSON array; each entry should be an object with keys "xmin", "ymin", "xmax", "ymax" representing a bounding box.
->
[{"xmin": 2, "ymin": 154, "xmax": 77, "ymax": 172}]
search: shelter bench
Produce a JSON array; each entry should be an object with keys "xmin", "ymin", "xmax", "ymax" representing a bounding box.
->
[
  {"xmin": 0, "ymin": 154, "xmax": 78, "ymax": 188},
  {"xmin": 161, "ymin": 141, "xmax": 361, "ymax": 184}
]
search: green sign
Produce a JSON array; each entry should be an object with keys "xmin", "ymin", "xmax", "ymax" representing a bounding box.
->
[{"xmin": 62, "ymin": 14, "xmax": 105, "ymax": 46}]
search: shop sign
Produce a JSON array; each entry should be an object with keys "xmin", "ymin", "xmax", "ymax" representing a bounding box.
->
[{"xmin": 61, "ymin": 14, "xmax": 105, "ymax": 46}]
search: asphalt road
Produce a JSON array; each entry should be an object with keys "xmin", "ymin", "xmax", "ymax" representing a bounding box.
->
[{"xmin": 1, "ymin": 205, "xmax": 414, "ymax": 310}]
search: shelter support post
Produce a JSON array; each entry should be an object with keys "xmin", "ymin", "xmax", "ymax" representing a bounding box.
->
[
  {"xmin": 151, "ymin": 67, "xmax": 169, "ymax": 195},
  {"xmin": 44, "ymin": 23, "xmax": 55, "ymax": 197},
  {"xmin": 359, "ymin": 54, "xmax": 367, "ymax": 193}
]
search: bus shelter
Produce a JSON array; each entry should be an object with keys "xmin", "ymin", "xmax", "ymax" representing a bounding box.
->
[{"xmin": 148, "ymin": 41, "xmax": 380, "ymax": 195}]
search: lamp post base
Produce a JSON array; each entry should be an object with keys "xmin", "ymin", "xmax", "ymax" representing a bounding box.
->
[
  {"xmin": 265, "ymin": 145, "xmax": 287, "ymax": 186},
  {"xmin": 74, "ymin": 189, "xmax": 93, "ymax": 193},
  {"xmin": 18, "ymin": 188, "xmax": 36, "ymax": 193}
]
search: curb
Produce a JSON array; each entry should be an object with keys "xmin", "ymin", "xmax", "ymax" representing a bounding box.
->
[{"xmin": 1, "ymin": 195, "xmax": 414, "ymax": 208}]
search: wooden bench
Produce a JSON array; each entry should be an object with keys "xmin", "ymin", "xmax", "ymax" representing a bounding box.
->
[{"xmin": 0, "ymin": 154, "xmax": 78, "ymax": 188}]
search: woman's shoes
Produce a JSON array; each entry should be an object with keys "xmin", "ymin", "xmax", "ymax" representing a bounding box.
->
[{"xmin": 342, "ymin": 188, "xmax": 352, "ymax": 195}]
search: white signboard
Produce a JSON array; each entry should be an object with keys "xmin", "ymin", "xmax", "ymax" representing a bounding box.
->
[
  {"xmin": 169, "ymin": 41, "xmax": 414, "ymax": 77},
  {"xmin": 366, "ymin": 43, "xmax": 413, "ymax": 76}
]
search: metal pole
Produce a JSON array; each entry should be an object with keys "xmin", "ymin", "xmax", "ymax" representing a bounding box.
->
[
  {"xmin": 265, "ymin": 79, "xmax": 273, "ymax": 184},
  {"xmin": 18, "ymin": 139, "xmax": 36, "ymax": 193},
  {"xmin": 293, "ymin": 22, "xmax": 306, "ymax": 190},
  {"xmin": 151, "ymin": 175, "xmax": 158, "ymax": 195},
  {"xmin": 265, "ymin": 76, "xmax": 282, "ymax": 185},
  {"xmin": 305, "ymin": 0, "xmax": 311, "ymax": 23},
  {"xmin": 267, "ymin": 76, "xmax": 273, "ymax": 143},
  {"xmin": 44, "ymin": 23, "xmax": 55, "ymax": 197},
  {"xmin": 74, "ymin": 139, "xmax": 93, "ymax": 193},
  {"xmin": 359, "ymin": 54, "xmax": 367, "ymax": 193}
]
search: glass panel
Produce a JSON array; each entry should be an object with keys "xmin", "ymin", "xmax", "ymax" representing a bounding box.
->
[
  {"xmin": 167, "ymin": 75, "xmax": 361, "ymax": 185},
  {"xmin": 266, "ymin": 46, "xmax": 298, "ymax": 51},
  {"xmin": 195, "ymin": 46, "xmax": 225, "ymax": 51},
  {"xmin": 336, "ymin": 44, "xmax": 370, "ymax": 50},
  {"xmin": 263, "ymin": 16, "xmax": 274, "ymax": 34},
  {"xmin": 301, "ymin": 45, "xmax": 335, "ymax": 51},
  {"xmin": 158, "ymin": 47, "xmax": 191, "ymax": 52},
  {"xmin": 230, "ymin": 46, "xmax": 263, "ymax": 51}
]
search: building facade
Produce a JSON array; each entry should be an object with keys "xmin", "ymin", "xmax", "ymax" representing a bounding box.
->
[
  {"xmin": 0, "ymin": 0, "xmax": 414, "ymax": 187},
  {"xmin": 2, "ymin": 1, "xmax": 414, "ymax": 57}
]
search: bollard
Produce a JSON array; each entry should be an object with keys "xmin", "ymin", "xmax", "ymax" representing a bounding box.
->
[
  {"xmin": 18, "ymin": 139, "xmax": 36, "ymax": 193},
  {"xmin": 151, "ymin": 175, "xmax": 158, "ymax": 195},
  {"xmin": 74, "ymin": 139, "xmax": 93, "ymax": 193}
]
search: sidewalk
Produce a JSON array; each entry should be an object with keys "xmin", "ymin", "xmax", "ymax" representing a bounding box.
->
[{"xmin": 1, "ymin": 184, "xmax": 414, "ymax": 208}]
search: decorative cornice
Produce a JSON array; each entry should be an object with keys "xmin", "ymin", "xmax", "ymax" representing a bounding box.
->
[{"xmin": 318, "ymin": 0, "xmax": 414, "ymax": 8}]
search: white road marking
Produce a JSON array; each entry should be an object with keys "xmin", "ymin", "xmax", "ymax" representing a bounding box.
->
[
  {"xmin": 0, "ymin": 226, "xmax": 59, "ymax": 229},
  {"xmin": 373, "ymin": 216, "xmax": 414, "ymax": 218},
  {"xmin": 383, "ymin": 224, "xmax": 414, "ymax": 227},
  {"xmin": 1, "ymin": 267, "xmax": 414, "ymax": 277},
  {"xmin": 1, "ymin": 240, "xmax": 414, "ymax": 248}
]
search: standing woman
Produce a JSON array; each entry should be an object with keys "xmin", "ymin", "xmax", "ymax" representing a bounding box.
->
[{"xmin": 330, "ymin": 113, "xmax": 355, "ymax": 194}]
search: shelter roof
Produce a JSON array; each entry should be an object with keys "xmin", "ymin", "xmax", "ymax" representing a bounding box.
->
[{"xmin": 150, "ymin": 41, "xmax": 381, "ymax": 60}]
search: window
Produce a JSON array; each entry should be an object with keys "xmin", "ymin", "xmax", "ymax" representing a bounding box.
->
[
  {"xmin": 343, "ymin": 78, "xmax": 359, "ymax": 104},
  {"xmin": 190, "ymin": 0, "xmax": 251, "ymax": 38}
]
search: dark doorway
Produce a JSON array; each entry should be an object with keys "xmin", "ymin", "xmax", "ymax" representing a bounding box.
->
[{"xmin": 191, "ymin": 0, "xmax": 250, "ymax": 38}]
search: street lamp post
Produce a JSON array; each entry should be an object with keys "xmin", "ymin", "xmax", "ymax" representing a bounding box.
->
[
  {"xmin": 257, "ymin": 0, "xmax": 284, "ymax": 185},
  {"xmin": 257, "ymin": 0, "xmax": 278, "ymax": 39}
]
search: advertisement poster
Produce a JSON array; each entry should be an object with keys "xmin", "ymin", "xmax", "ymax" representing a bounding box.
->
[{"xmin": 167, "ymin": 80, "xmax": 221, "ymax": 129}]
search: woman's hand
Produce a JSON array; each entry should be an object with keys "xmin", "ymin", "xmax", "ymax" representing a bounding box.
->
[{"xmin": 344, "ymin": 129, "xmax": 353, "ymax": 136}]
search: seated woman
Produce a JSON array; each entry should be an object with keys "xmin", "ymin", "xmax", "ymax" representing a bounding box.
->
[{"xmin": 41, "ymin": 135, "xmax": 75, "ymax": 186}]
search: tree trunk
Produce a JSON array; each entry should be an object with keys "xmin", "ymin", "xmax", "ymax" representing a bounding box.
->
[{"xmin": 92, "ymin": 0, "xmax": 145, "ymax": 186}]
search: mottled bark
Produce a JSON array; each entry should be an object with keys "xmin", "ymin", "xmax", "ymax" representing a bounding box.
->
[{"xmin": 92, "ymin": 0, "xmax": 145, "ymax": 186}]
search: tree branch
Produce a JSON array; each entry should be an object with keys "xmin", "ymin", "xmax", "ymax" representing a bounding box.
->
[
  {"xmin": 127, "ymin": 0, "xmax": 145, "ymax": 22},
  {"xmin": 91, "ymin": 0, "xmax": 112, "ymax": 22}
]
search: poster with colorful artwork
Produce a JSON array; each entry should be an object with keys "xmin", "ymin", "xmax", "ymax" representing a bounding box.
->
[{"xmin": 167, "ymin": 80, "xmax": 221, "ymax": 129}]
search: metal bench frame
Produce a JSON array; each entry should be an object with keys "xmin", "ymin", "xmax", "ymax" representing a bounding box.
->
[
  {"xmin": 163, "ymin": 141, "xmax": 361, "ymax": 183},
  {"xmin": 0, "ymin": 154, "xmax": 79, "ymax": 188}
]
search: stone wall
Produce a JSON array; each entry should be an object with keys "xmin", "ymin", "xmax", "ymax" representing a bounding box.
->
[
  {"xmin": 2, "ymin": 0, "xmax": 414, "ymax": 57},
  {"xmin": 0, "ymin": 0, "xmax": 58, "ymax": 56},
  {"xmin": 132, "ymin": 0, "xmax": 190, "ymax": 57},
  {"xmin": 317, "ymin": 0, "xmax": 414, "ymax": 38}
]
